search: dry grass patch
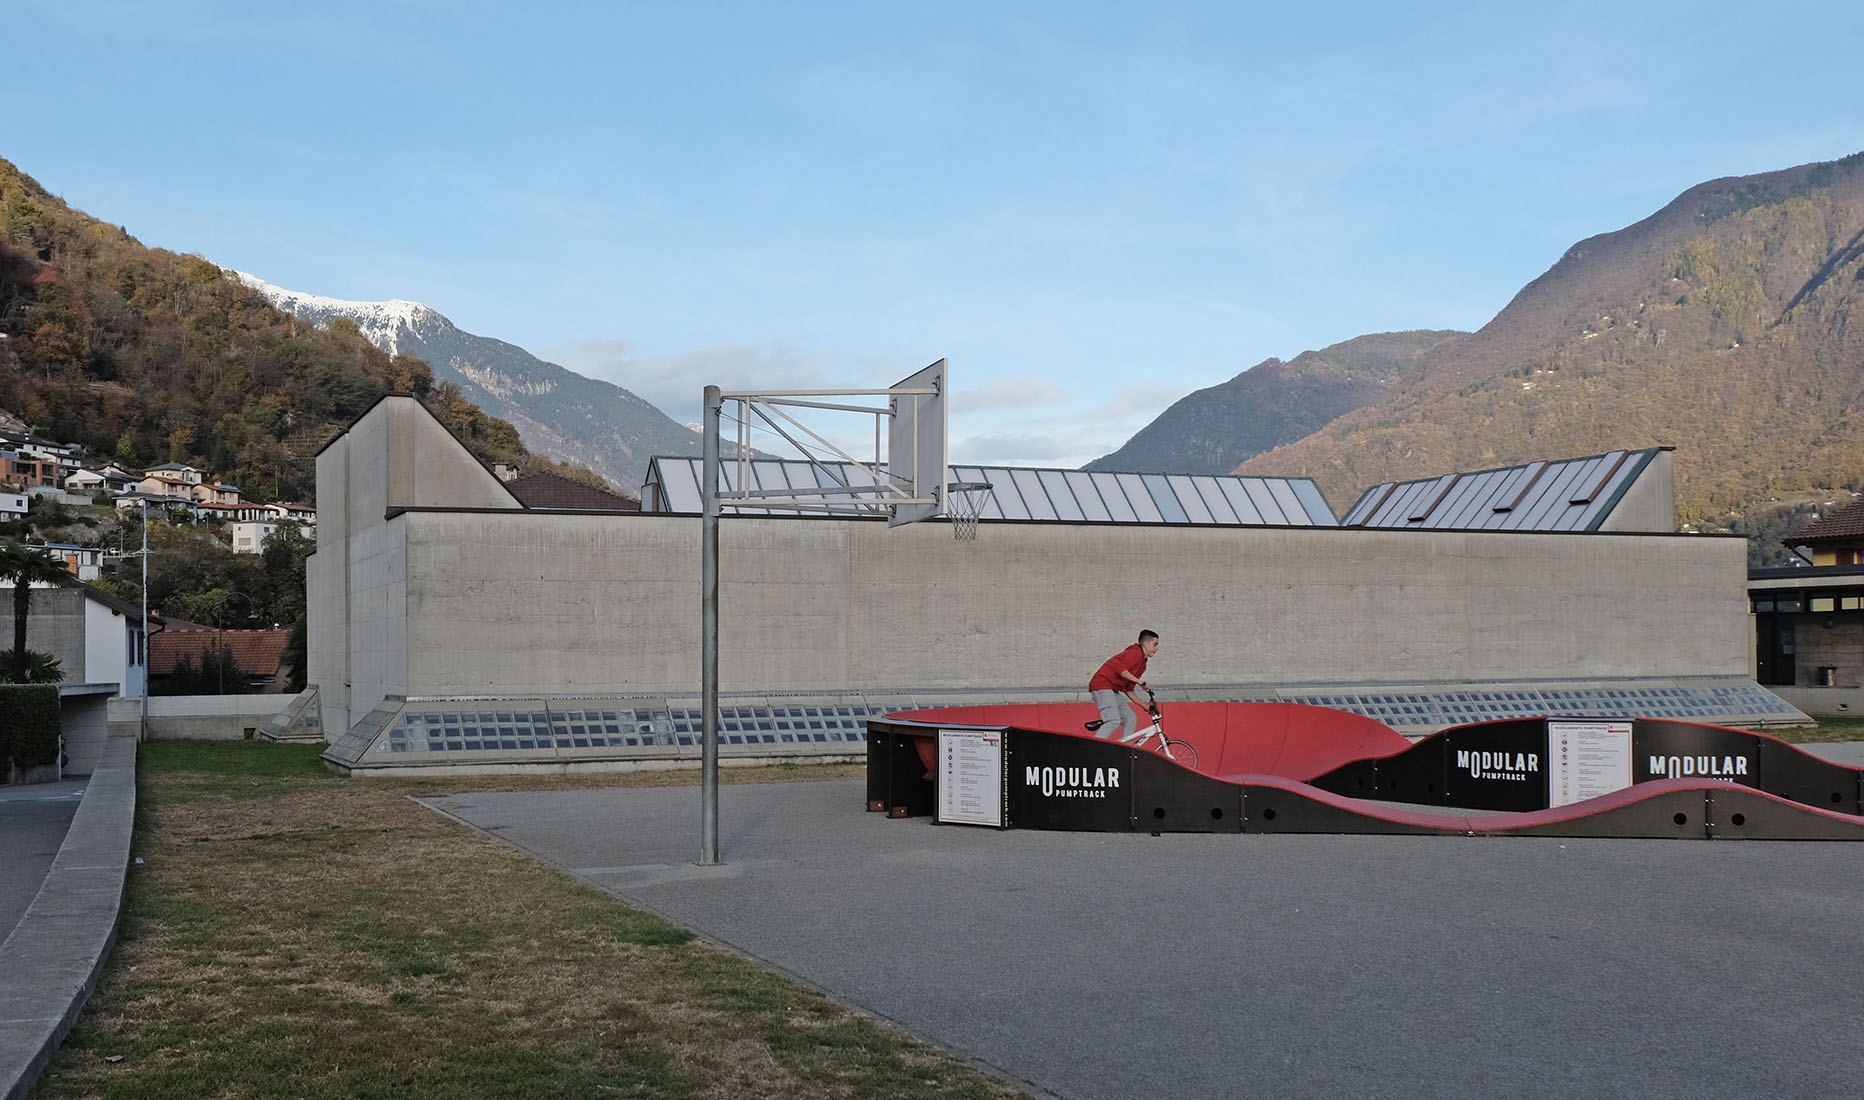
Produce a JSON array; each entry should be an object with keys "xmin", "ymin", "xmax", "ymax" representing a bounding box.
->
[{"xmin": 34, "ymin": 742, "xmax": 1021, "ymax": 1100}]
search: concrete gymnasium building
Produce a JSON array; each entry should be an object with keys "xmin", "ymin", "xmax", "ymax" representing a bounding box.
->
[{"xmin": 304, "ymin": 395, "xmax": 1796, "ymax": 774}]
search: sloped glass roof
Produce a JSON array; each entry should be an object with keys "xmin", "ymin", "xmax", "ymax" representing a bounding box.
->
[
  {"xmin": 1342, "ymin": 448, "xmax": 1665, "ymax": 531},
  {"xmin": 642, "ymin": 457, "xmax": 1340, "ymax": 526}
]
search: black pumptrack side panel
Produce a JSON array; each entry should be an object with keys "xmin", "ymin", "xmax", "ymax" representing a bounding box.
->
[
  {"xmin": 1754, "ymin": 736, "xmax": 1864, "ymax": 816},
  {"xmin": 1309, "ymin": 757, "xmax": 1382, "ymax": 802},
  {"xmin": 1129, "ymin": 750, "xmax": 1244, "ymax": 833},
  {"xmin": 1491, "ymin": 788, "xmax": 1710, "ymax": 839},
  {"xmin": 1439, "ymin": 721, "xmax": 1550, "ymax": 811},
  {"xmin": 1004, "ymin": 729, "xmax": 1137, "ymax": 832},
  {"xmin": 1704, "ymin": 786, "xmax": 1864, "ymax": 841},
  {"xmin": 1240, "ymin": 782, "xmax": 1464, "ymax": 836},
  {"xmin": 864, "ymin": 734, "xmax": 939, "ymax": 820},
  {"xmin": 1633, "ymin": 720, "xmax": 1766, "ymax": 789}
]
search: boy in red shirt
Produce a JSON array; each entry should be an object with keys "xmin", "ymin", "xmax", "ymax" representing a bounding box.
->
[{"xmin": 1089, "ymin": 630, "xmax": 1159, "ymax": 740}]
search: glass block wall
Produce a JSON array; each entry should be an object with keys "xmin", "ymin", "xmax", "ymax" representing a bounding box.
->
[{"xmin": 322, "ymin": 677, "xmax": 1805, "ymax": 773}]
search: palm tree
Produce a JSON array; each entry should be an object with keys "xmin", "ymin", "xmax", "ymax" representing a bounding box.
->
[{"xmin": 0, "ymin": 540, "xmax": 70, "ymax": 671}]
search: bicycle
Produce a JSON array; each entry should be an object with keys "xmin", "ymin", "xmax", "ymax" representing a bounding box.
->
[{"xmin": 1084, "ymin": 688, "xmax": 1199, "ymax": 769}]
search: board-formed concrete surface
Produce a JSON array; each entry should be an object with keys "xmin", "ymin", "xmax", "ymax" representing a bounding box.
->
[{"xmin": 426, "ymin": 775, "xmax": 1864, "ymax": 1100}]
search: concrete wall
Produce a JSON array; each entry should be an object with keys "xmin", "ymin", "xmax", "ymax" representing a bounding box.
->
[
  {"xmin": 142, "ymin": 695, "xmax": 294, "ymax": 740},
  {"xmin": 376, "ymin": 510, "xmax": 1748, "ymax": 705},
  {"xmin": 1778, "ymin": 613, "xmax": 1864, "ymax": 688},
  {"xmin": 1598, "ymin": 450, "xmax": 1675, "ymax": 533},
  {"xmin": 308, "ymin": 395, "xmax": 1752, "ymax": 741},
  {"xmin": 4, "ymin": 587, "xmax": 137, "ymax": 692},
  {"xmin": 309, "ymin": 395, "xmax": 523, "ymax": 735}
]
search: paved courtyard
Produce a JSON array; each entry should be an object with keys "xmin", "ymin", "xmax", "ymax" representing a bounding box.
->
[
  {"xmin": 0, "ymin": 780, "xmax": 85, "ymax": 944},
  {"xmin": 426, "ymin": 771, "xmax": 1864, "ymax": 1100}
]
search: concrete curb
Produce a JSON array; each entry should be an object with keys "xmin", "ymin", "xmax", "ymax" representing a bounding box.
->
[{"xmin": 0, "ymin": 734, "xmax": 136, "ymax": 1100}]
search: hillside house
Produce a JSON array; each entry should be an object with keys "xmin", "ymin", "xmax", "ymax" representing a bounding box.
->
[
  {"xmin": 37, "ymin": 541, "xmax": 107, "ymax": 581},
  {"xmin": 230, "ymin": 519, "xmax": 310, "ymax": 553},
  {"xmin": 1, "ymin": 450, "xmax": 59, "ymax": 488},
  {"xmin": 191, "ymin": 482, "xmax": 242, "ymax": 507},
  {"xmin": 141, "ymin": 461, "xmax": 206, "ymax": 485}
]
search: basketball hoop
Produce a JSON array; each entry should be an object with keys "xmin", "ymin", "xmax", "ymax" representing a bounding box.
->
[{"xmin": 946, "ymin": 481, "xmax": 992, "ymax": 541}]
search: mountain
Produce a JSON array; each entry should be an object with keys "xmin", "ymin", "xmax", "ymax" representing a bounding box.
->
[
  {"xmin": 237, "ymin": 275, "xmax": 703, "ymax": 494},
  {"xmin": 1206, "ymin": 151, "xmax": 1864, "ymax": 524},
  {"xmin": 1085, "ymin": 330, "xmax": 1464, "ymax": 474},
  {"xmin": 0, "ymin": 156, "xmax": 522, "ymax": 504}
]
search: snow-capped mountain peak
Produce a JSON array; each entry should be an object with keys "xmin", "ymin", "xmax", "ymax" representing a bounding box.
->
[
  {"xmin": 237, "ymin": 270, "xmax": 704, "ymax": 491},
  {"xmin": 233, "ymin": 271, "xmax": 446, "ymax": 354}
]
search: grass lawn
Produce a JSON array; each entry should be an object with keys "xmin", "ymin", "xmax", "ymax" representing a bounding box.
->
[
  {"xmin": 33, "ymin": 742, "xmax": 1023, "ymax": 1100},
  {"xmin": 1749, "ymin": 716, "xmax": 1864, "ymax": 743}
]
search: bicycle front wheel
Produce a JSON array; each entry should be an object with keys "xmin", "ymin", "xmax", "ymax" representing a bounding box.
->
[{"xmin": 1160, "ymin": 739, "xmax": 1198, "ymax": 770}]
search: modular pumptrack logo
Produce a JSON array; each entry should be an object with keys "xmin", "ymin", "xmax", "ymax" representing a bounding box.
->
[
  {"xmin": 1024, "ymin": 765, "xmax": 1122, "ymax": 798},
  {"xmin": 1456, "ymin": 750, "xmax": 1540, "ymax": 782},
  {"xmin": 1646, "ymin": 754, "xmax": 1750, "ymax": 780}
]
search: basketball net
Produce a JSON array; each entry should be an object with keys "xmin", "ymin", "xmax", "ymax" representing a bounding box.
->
[{"xmin": 946, "ymin": 482, "xmax": 992, "ymax": 541}]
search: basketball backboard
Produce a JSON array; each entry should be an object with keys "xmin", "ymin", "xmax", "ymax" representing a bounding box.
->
[{"xmin": 887, "ymin": 358, "xmax": 947, "ymax": 527}]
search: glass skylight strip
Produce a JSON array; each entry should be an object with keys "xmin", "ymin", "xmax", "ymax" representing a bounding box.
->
[
  {"xmin": 1166, "ymin": 475, "xmax": 1214, "ymax": 523},
  {"xmin": 1066, "ymin": 471, "xmax": 1113, "ymax": 520},
  {"xmin": 1219, "ymin": 479, "xmax": 1264, "ymax": 523},
  {"xmin": 1289, "ymin": 480, "xmax": 1338, "ymax": 525},
  {"xmin": 1143, "ymin": 474, "xmax": 1190, "ymax": 522},
  {"xmin": 1118, "ymin": 474, "xmax": 1163, "ymax": 521},
  {"xmin": 1093, "ymin": 473, "xmax": 1140, "ymax": 521},
  {"xmin": 1037, "ymin": 470, "xmax": 1086, "ymax": 520},
  {"xmin": 1239, "ymin": 478, "xmax": 1287, "ymax": 524},
  {"xmin": 1191, "ymin": 476, "xmax": 1239, "ymax": 523},
  {"xmin": 1009, "ymin": 468, "xmax": 1056, "ymax": 519},
  {"xmin": 1266, "ymin": 479, "xmax": 1308, "ymax": 525}
]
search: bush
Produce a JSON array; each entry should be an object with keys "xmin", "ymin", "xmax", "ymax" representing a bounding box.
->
[{"xmin": 0, "ymin": 683, "xmax": 61, "ymax": 771}]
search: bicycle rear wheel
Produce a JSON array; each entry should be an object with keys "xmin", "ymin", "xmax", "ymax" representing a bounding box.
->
[{"xmin": 1160, "ymin": 739, "xmax": 1198, "ymax": 770}]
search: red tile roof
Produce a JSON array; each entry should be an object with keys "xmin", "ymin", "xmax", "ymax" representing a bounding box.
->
[
  {"xmin": 506, "ymin": 470, "xmax": 640, "ymax": 511},
  {"xmin": 150, "ymin": 629, "xmax": 290, "ymax": 677},
  {"xmin": 1793, "ymin": 498, "xmax": 1864, "ymax": 544}
]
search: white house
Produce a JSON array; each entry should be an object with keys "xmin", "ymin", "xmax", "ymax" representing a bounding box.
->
[
  {"xmin": 1, "ymin": 491, "xmax": 25, "ymax": 517},
  {"xmin": 65, "ymin": 468, "xmax": 108, "ymax": 494}
]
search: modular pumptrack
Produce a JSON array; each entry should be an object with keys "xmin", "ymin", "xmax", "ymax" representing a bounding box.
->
[{"xmin": 866, "ymin": 702, "xmax": 1864, "ymax": 840}]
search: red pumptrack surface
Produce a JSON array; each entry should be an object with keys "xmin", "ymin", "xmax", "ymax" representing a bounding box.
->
[
  {"xmin": 898, "ymin": 701, "xmax": 1411, "ymax": 781},
  {"xmin": 888, "ymin": 701, "xmax": 1864, "ymax": 839}
]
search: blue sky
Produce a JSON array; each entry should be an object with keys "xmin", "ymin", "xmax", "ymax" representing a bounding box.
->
[{"xmin": 8, "ymin": 1, "xmax": 1864, "ymax": 468}]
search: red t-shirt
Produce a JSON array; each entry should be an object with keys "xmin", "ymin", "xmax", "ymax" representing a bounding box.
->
[{"xmin": 1089, "ymin": 644, "xmax": 1147, "ymax": 693}]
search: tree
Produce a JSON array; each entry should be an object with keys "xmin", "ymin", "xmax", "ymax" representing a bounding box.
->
[
  {"xmin": 0, "ymin": 540, "xmax": 69, "ymax": 675},
  {"xmin": 0, "ymin": 647, "xmax": 63, "ymax": 683}
]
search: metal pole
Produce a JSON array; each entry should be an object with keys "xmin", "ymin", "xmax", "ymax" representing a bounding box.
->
[
  {"xmin": 700, "ymin": 386, "xmax": 722, "ymax": 865},
  {"xmin": 139, "ymin": 499, "xmax": 148, "ymax": 743}
]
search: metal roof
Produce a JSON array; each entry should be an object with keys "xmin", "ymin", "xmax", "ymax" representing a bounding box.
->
[
  {"xmin": 642, "ymin": 457, "xmax": 1340, "ymax": 526},
  {"xmin": 1341, "ymin": 448, "xmax": 1666, "ymax": 532}
]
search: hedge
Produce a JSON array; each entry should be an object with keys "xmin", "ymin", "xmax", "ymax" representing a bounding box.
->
[{"xmin": 0, "ymin": 684, "xmax": 61, "ymax": 771}]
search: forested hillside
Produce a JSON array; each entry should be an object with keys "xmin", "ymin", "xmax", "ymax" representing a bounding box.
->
[
  {"xmin": 1235, "ymin": 152, "xmax": 1864, "ymax": 524},
  {"xmin": 1086, "ymin": 330, "xmax": 1463, "ymax": 474},
  {"xmin": 0, "ymin": 157, "xmax": 524, "ymax": 503}
]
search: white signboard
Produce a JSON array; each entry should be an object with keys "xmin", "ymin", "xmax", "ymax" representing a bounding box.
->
[
  {"xmin": 937, "ymin": 729, "xmax": 1004, "ymax": 827},
  {"xmin": 1548, "ymin": 720, "xmax": 1634, "ymax": 807}
]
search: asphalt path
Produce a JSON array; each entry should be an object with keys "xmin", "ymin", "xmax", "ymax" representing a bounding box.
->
[
  {"xmin": 0, "ymin": 780, "xmax": 86, "ymax": 945},
  {"xmin": 424, "ymin": 761, "xmax": 1864, "ymax": 1100}
]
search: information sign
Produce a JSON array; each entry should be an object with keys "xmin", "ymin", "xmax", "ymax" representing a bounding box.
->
[
  {"xmin": 937, "ymin": 729, "xmax": 1005, "ymax": 827},
  {"xmin": 1548, "ymin": 719, "xmax": 1634, "ymax": 807}
]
